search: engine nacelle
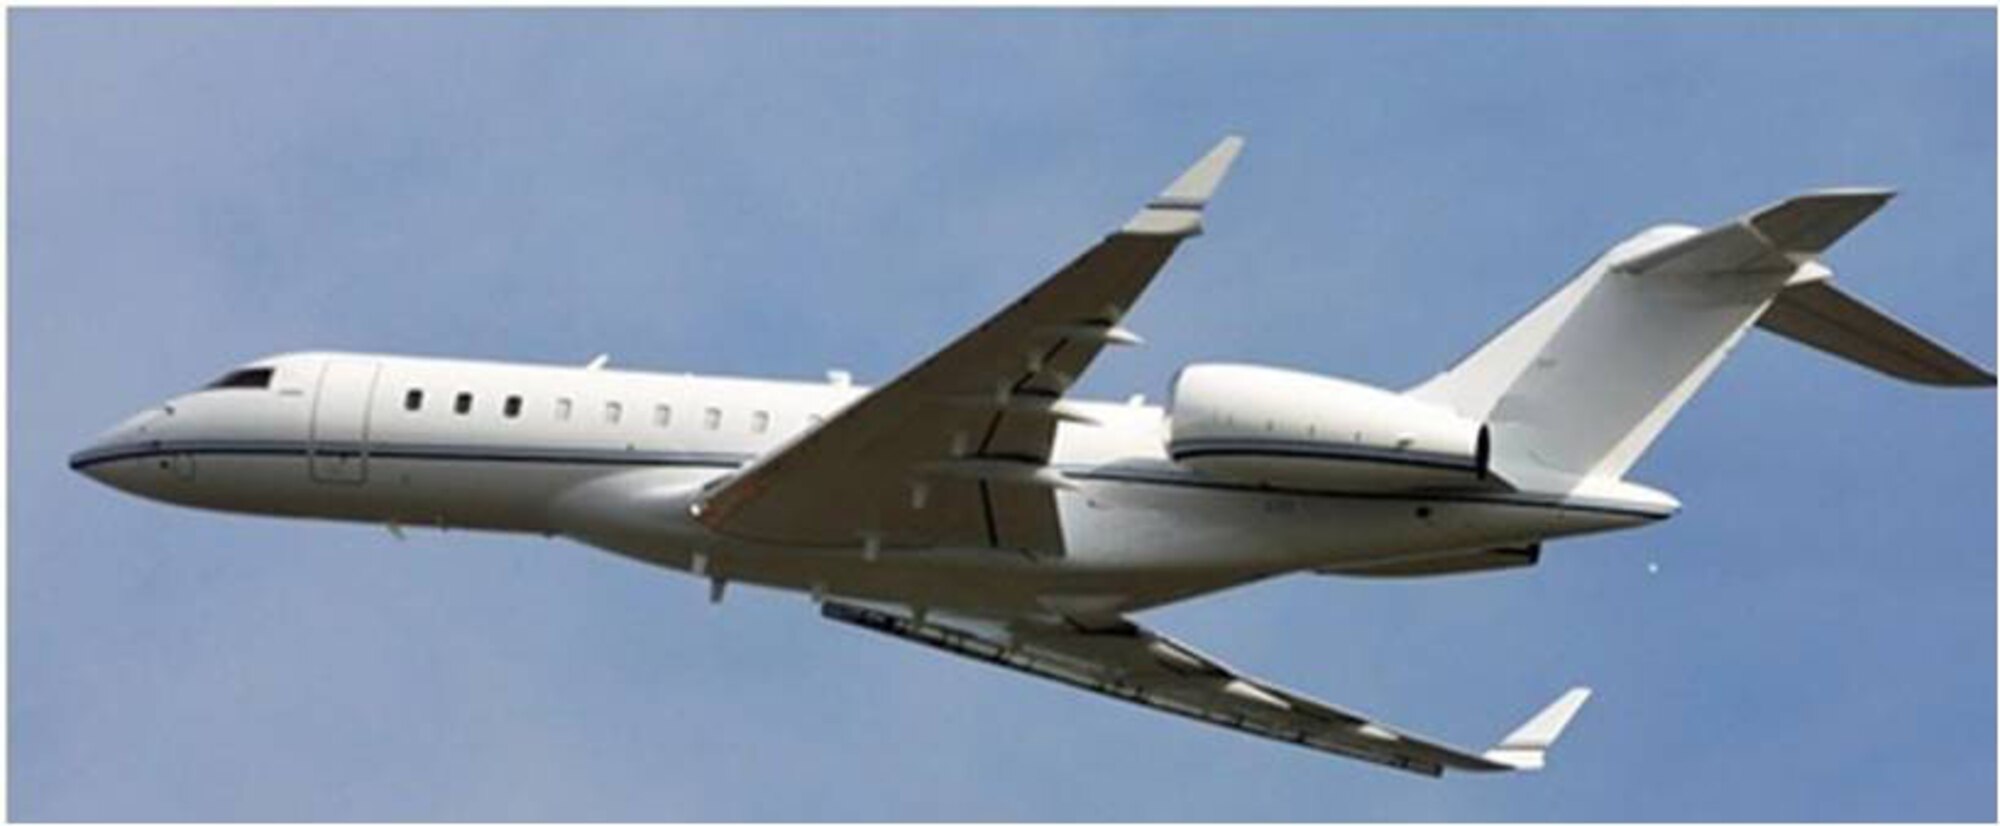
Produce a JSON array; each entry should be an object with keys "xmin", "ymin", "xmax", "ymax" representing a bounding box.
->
[{"xmin": 1167, "ymin": 363, "xmax": 1489, "ymax": 492}]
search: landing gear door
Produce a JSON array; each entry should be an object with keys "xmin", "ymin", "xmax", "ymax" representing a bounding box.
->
[{"xmin": 310, "ymin": 360, "xmax": 379, "ymax": 484}]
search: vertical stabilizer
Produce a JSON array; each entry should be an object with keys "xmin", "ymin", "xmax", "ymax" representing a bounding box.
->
[{"xmin": 1410, "ymin": 191, "xmax": 1944, "ymax": 483}]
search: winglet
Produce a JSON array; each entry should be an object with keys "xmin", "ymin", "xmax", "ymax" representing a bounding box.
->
[
  {"xmin": 1480, "ymin": 687, "xmax": 1592, "ymax": 771},
  {"xmin": 1122, "ymin": 135, "xmax": 1245, "ymax": 237}
]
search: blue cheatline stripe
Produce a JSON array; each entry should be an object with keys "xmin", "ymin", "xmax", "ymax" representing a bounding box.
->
[
  {"xmin": 1168, "ymin": 437, "xmax": 1481, "ymax": 474},
  {"xmin": 67, "ymin": 438, "xmax": 751, "ymax": 472},
  {"xmin": 69, "ymin": 439, "xmax": 1671, "ymax": 522}
]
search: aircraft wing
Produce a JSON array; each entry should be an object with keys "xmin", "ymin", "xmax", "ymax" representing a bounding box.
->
[
  {"xmin": 692, "ymin": 137, "xmax": 1244, "ymax": 554},
  {"xmin": 823, "ymin": 601, "xmax": 1591, "ymax": 777}
]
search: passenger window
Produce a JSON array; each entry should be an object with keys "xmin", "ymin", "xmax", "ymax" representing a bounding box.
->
[
  {"xmin": 704, "ymin": 407, "xmax": 722, "ymax": 430},
  {"xmin": 654, "ymin": 404, "xmax": 672, "ymax": 427},
  {"xmin": 404, "ymin": 389, "xmax": 423, "ymax": 412},
  {"xmin": 503, "ymin": 395, "xmax": 522, "ymax": 419},
  {"xmin": 454, "ymin": 392, "xmax": 473, "ymax": 415},
  {"xmin": 751, "ymin": 410, "xmax": 771, "ymax": 434},
  {"xmin": 555, "ymin": 398, "xmax": 573, "ymax": 421},
  {"xmin": 605, "ymin": 401, "xmax": 623, "ymax": 424}
]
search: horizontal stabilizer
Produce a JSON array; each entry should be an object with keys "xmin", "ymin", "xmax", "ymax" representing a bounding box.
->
[
  {"xmin": 1481, "ymin": 687, "xmax": 1593, "ymax": 771},
  {"xmin": 1618, "ymin": 189, "xmax": 1894, "ymax": 279},
  {"xmin": 1757, "ymin": 280, "xmax": 1995, "ymax": 386},
  {"xmin": 1748, "ymin": 189, "xmax": 1895, "ymax": 255}
]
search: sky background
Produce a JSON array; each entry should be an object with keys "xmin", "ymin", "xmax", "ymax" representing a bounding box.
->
[{"xmin": 9, "ymin": 9, "xmax": 1994, "ymax": 821}]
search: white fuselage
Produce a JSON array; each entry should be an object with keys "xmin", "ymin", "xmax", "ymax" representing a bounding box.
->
[{"xmin": 72, "ymin": 351, "xmax": 1669, "ymax": 617}]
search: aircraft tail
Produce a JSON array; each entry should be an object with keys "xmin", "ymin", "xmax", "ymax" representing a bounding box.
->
[{"xmin": 1409, "ymin": 190, "xmax": 1992, "ymax": 485}]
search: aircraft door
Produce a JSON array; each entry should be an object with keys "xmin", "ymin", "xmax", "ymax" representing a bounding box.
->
[{"xmin": 310, "ymin": 360, "xmax": 379, "ymax": 483}]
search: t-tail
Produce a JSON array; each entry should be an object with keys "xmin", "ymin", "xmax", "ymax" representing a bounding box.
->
[{"xmin": 1409, "ymin": 190, "xmax": 1993, "ymax": 490}]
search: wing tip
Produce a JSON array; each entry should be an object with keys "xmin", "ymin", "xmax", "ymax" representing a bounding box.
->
[
  {"xmin": 1123, "ymin": 135, "xmax": 1247, "ymax": 236},
  {"xmin": 1156, "ymin": 135, "xmax": 1246, "ymax": 203}
]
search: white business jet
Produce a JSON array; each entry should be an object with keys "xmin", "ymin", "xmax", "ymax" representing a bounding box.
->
[{"xmin": 72, "ymin": 137, "xmax": 1991, "ymax": 776}]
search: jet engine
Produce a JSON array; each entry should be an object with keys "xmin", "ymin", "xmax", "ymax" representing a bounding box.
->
[{"xmin": 1166, "ymin": 363, "xmax": 1490, "ymax": 491}]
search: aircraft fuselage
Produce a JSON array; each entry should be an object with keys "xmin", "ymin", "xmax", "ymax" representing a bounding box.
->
[{"xmin": 72, "ymin": 351, "xmax": 1665, "ymax": 617}]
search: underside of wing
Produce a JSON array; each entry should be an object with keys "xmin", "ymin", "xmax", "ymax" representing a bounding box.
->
[
  {"xmin": 692, "ymin": 137, "xmax": 1245, "ymax": 556},
  {"xmin": 823, "ymin": 601, "xmax": 1591, "ymax": 777}
]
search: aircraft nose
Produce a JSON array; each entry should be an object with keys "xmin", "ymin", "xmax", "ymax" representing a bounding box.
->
[
  {"xmin": 69, "ymin": 407, "xmax": 167, "ymax": 482},
  {"xmin": 68, "ymin": 435, "xmax": 119, "ymax": 481}
]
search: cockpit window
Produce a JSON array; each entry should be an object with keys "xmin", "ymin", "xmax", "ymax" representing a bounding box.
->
[{"xmin": 204, "ymin": 367, "xmax": 274, "ymax": 390}]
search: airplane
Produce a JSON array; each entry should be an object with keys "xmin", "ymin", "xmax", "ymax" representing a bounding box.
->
[{"xmin": 70, "ymin": 136, "xmax": 1992, "ymax": 777}]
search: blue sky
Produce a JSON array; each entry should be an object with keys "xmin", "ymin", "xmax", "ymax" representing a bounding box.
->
[{"xmin": 10, "ymin": 9, "xmax": 1993, "ymax": 820}]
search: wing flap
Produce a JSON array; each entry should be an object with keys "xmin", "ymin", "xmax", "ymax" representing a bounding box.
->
[{"xmin": 823, "ymin": 601, "xmax": 1589, "ymax": 777}]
